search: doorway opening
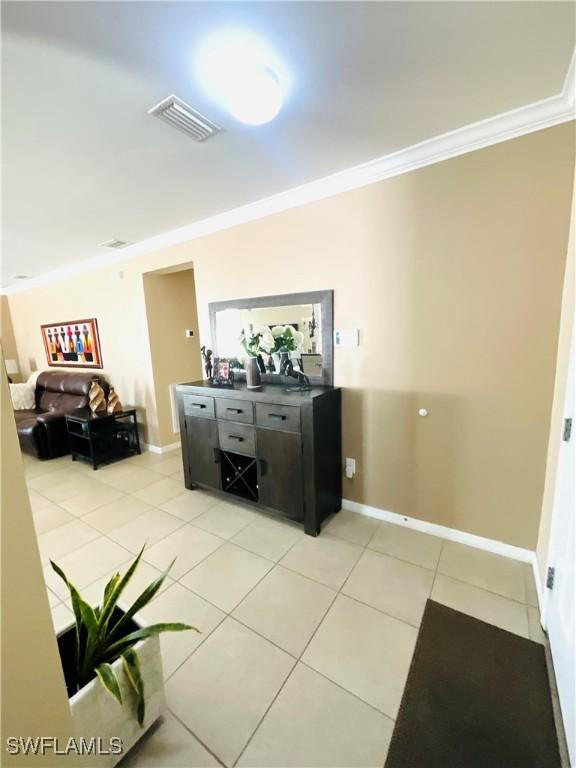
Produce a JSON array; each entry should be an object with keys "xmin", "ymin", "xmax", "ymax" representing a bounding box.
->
[{"xmin": 143, "ymin": 264, "xmax": 202, "ymax": 450}]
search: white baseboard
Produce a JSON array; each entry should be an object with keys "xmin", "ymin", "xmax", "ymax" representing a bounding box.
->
[
  {"xmin": 343, "ymin": 498, "xmax": 535, "ymax": 564},
  {"xmin": 531, "ymin": 552, "xmax": 545, "ymax": 619},
  {"xmin": 141, "ymin": 441, "xmax": 181, "ymax": 455}
]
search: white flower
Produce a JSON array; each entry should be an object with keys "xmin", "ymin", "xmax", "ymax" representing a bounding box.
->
[
  {"xmin": 259, "ymin": 329, "xmax": 275, "ymax": 353},
  {"xmin": 271, "ymin": 325, "xmax": 286, "ymax": 337},
  {"xmin": 292, "ymin": 330, "xmax": 304, "ymax": 351},
  {"xmin": 248, "ymin": 324, "xmax": 274, "ymax": 354}
]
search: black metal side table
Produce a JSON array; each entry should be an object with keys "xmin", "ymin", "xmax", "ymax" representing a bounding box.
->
[{"xmin": 65, "ymin": 408, "xmax": 141, "ymax": 470}]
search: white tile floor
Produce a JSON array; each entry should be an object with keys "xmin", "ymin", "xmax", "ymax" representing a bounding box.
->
[{"xmin": 23, "ymin": 447, "xmax": 545, "ymax": 767}]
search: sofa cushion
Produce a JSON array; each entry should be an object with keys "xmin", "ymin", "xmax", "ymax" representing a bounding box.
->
[
  {"xmin": 10, "ymin": 382, "xmax": 35, "ymax": 410},
  {"xmin": 15, "ymin": 411, "xmax": 48, "ymax": 458},
  {"xmin": 36, "ymin": 370, "xmax": 96, "ymax": 396},
  {"xmin": 14, "ymin": 409, "xmax": 44, "ymax": 427},
  {"xmin": 35, "ymin": 370, "xmax": 107, "ymax": 413}
]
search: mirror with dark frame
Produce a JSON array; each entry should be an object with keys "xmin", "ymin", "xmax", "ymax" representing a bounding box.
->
[{"xmin": 209, "ymin": 290, "xmax": 334, "ymax": 386}]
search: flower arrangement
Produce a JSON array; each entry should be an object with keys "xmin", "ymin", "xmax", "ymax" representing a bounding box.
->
[
  {"xmin": 239, "ymin": 324, "xmax": 275, "ymax": 358},
  {"xmin": 271, "ymin": 325, "xmax": 304, "ymax": 354}
]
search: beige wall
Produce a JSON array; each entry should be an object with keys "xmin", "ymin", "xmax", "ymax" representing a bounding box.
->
[
  {"xmin": 536, "ymin": 166, "xmax": 575, "ymax": 585},
  {"xmin": 7, "ymin": 123, "xmax": 575, "ymax": 548},
  {"xmin": 143, "ymin": 268, "xmax": 203, "ymax": 446},
  {"xmin": 1, "ymin": 295, "xmax": 21, "ymax": 380},
  {"xmin": 7, "ymin": 269, "xmax": 161, "ymax": 442},
  {"xmin": 1, "ymin": 346, "xmax": 73, "ymax": 764}
]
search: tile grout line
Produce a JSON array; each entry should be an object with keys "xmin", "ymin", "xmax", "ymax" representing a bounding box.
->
[
  {"xmin": 48, "ymin": 496, "xmax": 532, "ymax": 628},
  {"xmin": 234, "ymin": 517, "xmax": 397, "ymax": 766},
  {"xmin": 298, "ymin": 658, "xmax": 397, "ymax": 723},
  {"xmin": 432, "ymin": 569, "xmax": 529, "ymax": 606},
  {"xmin": 161, "ymin": 529, "xmax": 351, "ymax": 764},
  {"xmin": 46, "ymin": 489, "xmax": 284, "ymax": 613},
  {"xmin": 62, "ymin": 507, "xmax": 308, "ymax": 680},
  {"xmin": 231, "ymin": 658, "xmax": 298, "ymax": 767},
  {"xmin": 163, "ymin": 507, "xmax": 533, "ymax": 734},
  {"xmin": 169, "ymin": 504, "xmax": 306, "ymax": 591},
  {"xmin": 233, "ymin": 509, "xmax": 533, "ymax": 761},
  {"xmin": 44, "ymin": 494, "xmax": 195, "ymax": 574},
  {"xmin": 156, "ymin": 527, "xmax": 311, "ymax": 765},
  {"xmin": 166, "ymin": 708, "xmax": 228, "ymax": 768},
  {"xmin": 29, "ymin": 453, "xmax": 191, "ymax": 580},
  {"xmin": 32, "ymin": 457, "xmax": 535, "ymax": 766}
]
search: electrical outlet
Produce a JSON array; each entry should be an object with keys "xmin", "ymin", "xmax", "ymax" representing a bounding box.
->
[{"xmin": 345, "ymin": 457, "xmax": 356, "ymax": 479}]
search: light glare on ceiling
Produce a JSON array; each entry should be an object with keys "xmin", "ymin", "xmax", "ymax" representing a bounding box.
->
[{"xmin": 196, "ymin": 29, "xmax": 289, "ymax": 125}]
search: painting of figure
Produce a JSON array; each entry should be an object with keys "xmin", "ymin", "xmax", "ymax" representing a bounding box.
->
[{"xmin": 41, "ymin": 318, "xmax": 103, "ymax": 368}]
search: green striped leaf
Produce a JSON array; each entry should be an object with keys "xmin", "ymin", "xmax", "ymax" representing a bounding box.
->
[
  {"xmin": 122, "ymin": 648, "xmax": 145, "ymax": 726},
  {"xmin": 102, "ymin": 572, "xmax": 121, "ymax": 610},
  {"xmin": 50, "ymin": 559, "xmax": 82, "ymax": 625},
  {"xmin": 51, "ymin": 560, "xmax": 82, "ymax": 672},
  {"xmin": 98, "ymin": 546, "xmax": 145, "ymax": 633},
  {"xmin": 107, "ymin": 559, "xmax": 176, "ymax": 642},
  {"xmin": 105, "ymin": 622, "xmax": 196, "ymax": 659},
  {"xmin": 69, "ymin": 585, "xmax": 101, "ymax": 680},
  {"xmin": 95, "ymin": 663, "xmax": 122, "ymax": 706},
  {"xmin": 71, "ymin": 586, "xmax": 98, "ymax": 634}
]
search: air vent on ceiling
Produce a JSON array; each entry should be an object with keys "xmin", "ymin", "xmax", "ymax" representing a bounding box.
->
[
  {"xmin": 99, "ymin": 238, "xmax": 130, "ymax": 249},
  {"xmin": 148, "ymin": 94, "xmax": 222, "ymax": 142}
]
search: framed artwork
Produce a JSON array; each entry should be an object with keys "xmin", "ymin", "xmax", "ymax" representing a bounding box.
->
[
  {"xmin": 212, "ymin": 357, "xmax": 235, "ymax": 387},
  {"xmin": 41, "ymin": 318, "xmax": 103, "ymax": 369}
]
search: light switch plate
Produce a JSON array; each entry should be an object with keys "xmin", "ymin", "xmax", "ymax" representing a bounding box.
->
[{"xmin": 334, "ymin": 329, "xmax": 359, "ymax": 348}]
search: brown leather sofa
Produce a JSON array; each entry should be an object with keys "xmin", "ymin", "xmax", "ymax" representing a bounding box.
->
[{"xmin": 15, "ymin": 371, "xmax": 108, "ymax": 459}]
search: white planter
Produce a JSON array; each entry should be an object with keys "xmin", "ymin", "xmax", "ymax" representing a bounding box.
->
[{"xmin": 59, "ymin": 621, "xmax": 166, "ymax": 767}]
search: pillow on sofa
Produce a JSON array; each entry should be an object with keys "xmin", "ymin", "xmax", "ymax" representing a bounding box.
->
[
  {"xmin": 27, "ymin": 370, "xmax": 42, "ymax": 387},
  {"xmin": 10, "ymin": 382, "xmax": 35, "ymax": 410}
]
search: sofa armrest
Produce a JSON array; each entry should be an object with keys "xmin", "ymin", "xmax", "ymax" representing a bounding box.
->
[
  {"xmin": 35, "ymin": 410, "xmax": 71, "ymax": 458},
  {"xmin": 35, "ymin": 411, "xmax": 67, "ymax": 425}
]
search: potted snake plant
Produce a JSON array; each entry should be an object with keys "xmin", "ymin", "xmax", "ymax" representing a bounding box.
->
[{"xmin": 51, "ymin": 545, "xmax": 196, "ymax": 766}]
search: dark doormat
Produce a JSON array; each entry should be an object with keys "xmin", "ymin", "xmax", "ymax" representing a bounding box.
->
[{"xmin": 385, "ymin": 600, "xmax": 560, "ymax": 768}]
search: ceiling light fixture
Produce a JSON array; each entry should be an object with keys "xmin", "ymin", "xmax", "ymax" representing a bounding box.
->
[
  {"xmin": 196, "ymin": 29, "xmax": 289, "ymax": 126},
  {"xmin": 11, "ymin": 274, "xmax": 30, "ymax": 280}
]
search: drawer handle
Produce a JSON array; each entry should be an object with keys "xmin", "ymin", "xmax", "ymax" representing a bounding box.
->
[
  {"xmin": 228, "ymin": 435, "xmax": 244, "ymax": 442},
  {"xmin": 226, "ymin": 408, "xmax": 242, "ymax": 414},
  {"xmin": 191, "ymin": 403, "xmax": 206, "ymax": 409},
  {"xmin": 268, "ymin": 413, "xmax": 286, "ymax": 420}
]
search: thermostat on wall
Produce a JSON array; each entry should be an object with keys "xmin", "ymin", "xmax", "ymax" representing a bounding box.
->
[{"xmin": 334, "ymin": 329, "xmax": 359, "ymax": 347}]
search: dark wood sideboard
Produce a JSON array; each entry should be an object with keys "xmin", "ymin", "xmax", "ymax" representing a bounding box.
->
[{"xmin": 176, "ymin": 381, "xmax": 342, "ymax": 536}]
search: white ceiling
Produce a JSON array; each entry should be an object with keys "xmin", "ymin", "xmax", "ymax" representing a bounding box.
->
[{"xmin": 2, "ymin": 1, "xmax": 574, "ymax": 288}]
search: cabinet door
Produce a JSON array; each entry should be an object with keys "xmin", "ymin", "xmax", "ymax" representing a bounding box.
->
[
  {"xmin": 257, "ymin": 428, "xmax": 303, "ymax": 521},
  {"xmin": 185, "ymin": 416, "xmax": 221, "ymax": 489}
]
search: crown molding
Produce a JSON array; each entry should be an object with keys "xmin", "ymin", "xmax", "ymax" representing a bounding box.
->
[{"xmin": 3, "ymin": 52, "xmax": 574, "ymax": 296}]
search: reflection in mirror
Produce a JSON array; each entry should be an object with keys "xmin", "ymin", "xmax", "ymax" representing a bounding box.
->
[{"xmin": 215, "ymin": 303, "xmax": 323, "ymax": 376}]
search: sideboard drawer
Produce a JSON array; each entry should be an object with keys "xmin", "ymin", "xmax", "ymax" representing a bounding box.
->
[
  {"xmin": 218, "ymin": 422, "xmax": 256, "ymax": 456},
  {"xmin": 182, "ymin": 394, "xmax": 215, "ymax": 419},
  {"xmin": 216, "ymin": 398, "xmax": 254, "ymax": 424},
  {"xmin": 255, "ymin": 403, "xmax": 301, "ymax": 433}
]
